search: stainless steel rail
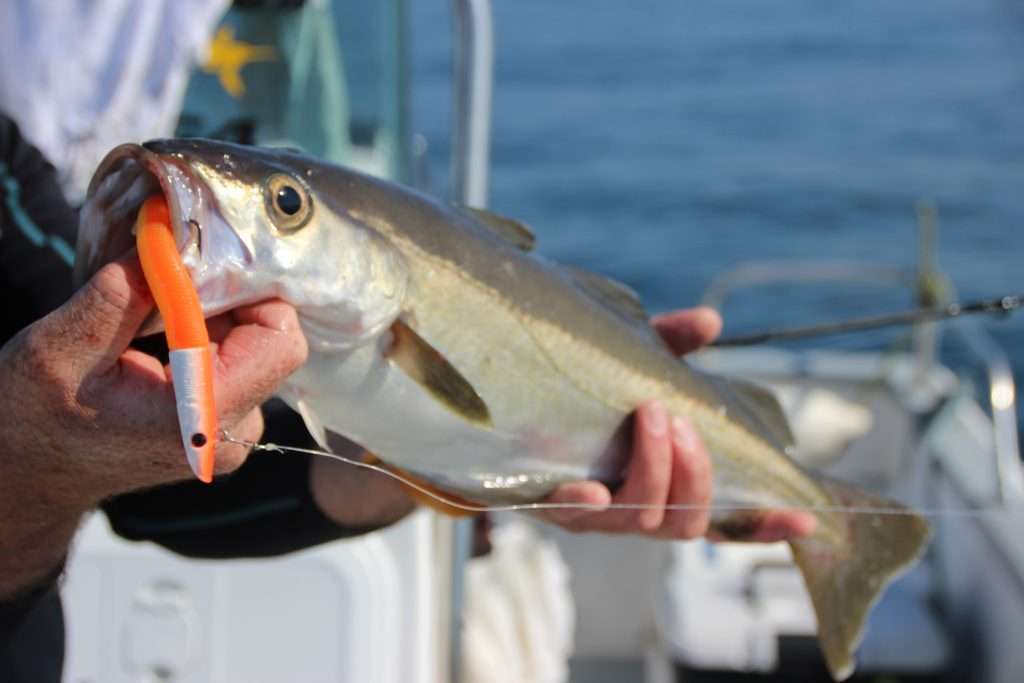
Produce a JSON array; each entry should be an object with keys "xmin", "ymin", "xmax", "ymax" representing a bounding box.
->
[
  {"xmin": 451, "ymin": 0, "xmax": 494, "ymax": 208},
  {"xmin": 952, "ymin": 319, "xmax": 1024, "ymax": 504},
  {"xmin": 447, "ymin": 2, "xmax": 495, "ymax": 681}
]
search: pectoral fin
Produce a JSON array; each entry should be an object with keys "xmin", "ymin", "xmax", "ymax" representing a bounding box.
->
[{"xmin": 386, "ymin": 319, "xmax": 492, "ymax": 426}]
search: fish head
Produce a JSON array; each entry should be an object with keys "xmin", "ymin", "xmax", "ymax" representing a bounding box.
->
[{"xmin": 76, "ymin": 139, "xmax": 408, "ymax": 350}]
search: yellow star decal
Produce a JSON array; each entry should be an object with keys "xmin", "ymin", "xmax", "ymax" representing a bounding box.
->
[{"xmin": 201, "ymin": 26, "xmax": 277, "ymax": 99}]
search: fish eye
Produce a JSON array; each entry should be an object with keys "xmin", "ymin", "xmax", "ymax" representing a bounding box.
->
[
  {"xmin": 265, "ymin": 173, "xmax": 312, "ymax": 232},
  {"xmin": 276, "ymin": 186, "xmax": 301, "ymax": 215}
]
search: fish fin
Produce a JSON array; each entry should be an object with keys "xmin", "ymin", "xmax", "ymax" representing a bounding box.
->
[
  {"xmin": 788, "ymin": 480, "xmax": 931, "ymax": 681},
  {"xmin": 294, "ymin": 398, "xmax": 331, "ymax": 451},
  {"xmin": 692, "ymin": 370, "xmax": 796, "ymax": 453},
  {"xmin": 386, "ymin": 319, "xmax": 492, "ymax": 426},
  {"xmin": 568, "ymin": 267, "xmax": 650, "ymax": 326},
  {"xmin": 727, "ymin": 378, "xmax": 796, "ymax": 450},
  {"xmin": 459, "ymin": 205, "xmax": 536, "ymax": 251},
  {"xmin": 362, "ymin": 453, "xmax": 481, "ymax": 517}
]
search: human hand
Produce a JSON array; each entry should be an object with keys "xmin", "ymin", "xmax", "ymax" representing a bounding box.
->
[
  {"xmin": 0, "ymin": 251, "xmax": 308, "ymax": 512},
  {"xmin": 536, "ymin": 307, "xmax": 816, "ymax": 541}
]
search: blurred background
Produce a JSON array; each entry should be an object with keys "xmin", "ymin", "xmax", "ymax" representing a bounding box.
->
[{"xmin": 412, "ymin": 0, "xmax": 1024, "ymax": 438}]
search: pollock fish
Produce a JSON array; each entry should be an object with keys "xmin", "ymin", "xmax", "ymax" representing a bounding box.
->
[{"xmin": 75, "ymin": 139, "xmax": 930, "ymax": 680}]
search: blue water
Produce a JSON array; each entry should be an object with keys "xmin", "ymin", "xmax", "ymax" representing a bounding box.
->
[{"xmin": 411, "ymin": 1, "xmax": 1024, "ymax": 430}]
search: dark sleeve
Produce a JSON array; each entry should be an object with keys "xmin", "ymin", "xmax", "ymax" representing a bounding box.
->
[
  {"xmin": 0, "ymin": 114, "xmax": 79, "ymax": 339},
  {"xmin": 0, "ymin": 574, "xmax": 64, "ymax": 683}
]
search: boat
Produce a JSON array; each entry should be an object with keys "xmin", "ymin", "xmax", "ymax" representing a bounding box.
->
[{"xmin": 61, "ymin": 1, "xmax": 1024, "ymax": 681}]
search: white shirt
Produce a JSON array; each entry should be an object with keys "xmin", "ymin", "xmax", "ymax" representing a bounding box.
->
[{"xmin": 0, "ymin": 0, "xmax": 230, "ymax": 201}]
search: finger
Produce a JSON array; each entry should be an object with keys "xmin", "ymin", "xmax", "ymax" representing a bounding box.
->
[
  {"xmin": 230, "ymin": 299, "xmax": 304, "ymax": 331},
  {"xmin": 651, "ymin": 307, "xmax": 722, "ymax": 356},
  {"xmin": 92, "ymin": 348, "xmax": 177, "ymax": 430},
  {"xmin": 215, "ymin": 406, "xmax": 264, "ymax": 475},
  {"xmin": 657, "ymin": 416, "xmax": 712, "ymax": 539},
  {"xmin": 205, "ymin": 298, "xmax": 295, "ymax": 344},
  {"xmin": 205, "ymin": 312, "xmax": 235, "ymax": 343},
  {"xmin": 734, "ymin": 510, "xmax": 818, "ymax": 544},
  {"xmin": 43, "ymin": 252, "xmax": 154, "ymax": 375},
  {"xmin": 117, "ymin": 404, "xmax": 264, "ymax": 490},
  {"xmin": 537, "ymin": 481, "xmax": 612, "ymax": 527},
  {"xmin": 601, "ymin": 401, "xmax": 672, "ymax": 533},
  {"xmin": 212, "ymin": 302, "xmax": 307, "ymax": 422},
  {"xmin": 707, "ymin": 507, "xmax": 819, "ymax": 543}
]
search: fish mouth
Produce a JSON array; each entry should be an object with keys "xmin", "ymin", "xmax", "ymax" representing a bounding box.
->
[{"xmin": 75, "ymin": 142, "xmax": 247, "ymax": 335}]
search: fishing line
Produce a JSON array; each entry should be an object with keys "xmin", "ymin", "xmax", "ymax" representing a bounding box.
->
[{"xmin": 221, "ymin": 431, "xmax": 1006, "ymax": 520}]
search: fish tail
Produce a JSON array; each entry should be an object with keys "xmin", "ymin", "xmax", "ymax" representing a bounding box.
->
[{"xmin": 788, "ymin": 479, "xmax": 931, "ymax": 681}]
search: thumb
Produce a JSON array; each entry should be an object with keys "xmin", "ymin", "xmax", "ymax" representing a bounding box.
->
[{"xmin": 45, "ymin": 251, "xmax": 154, "ymax": 374}]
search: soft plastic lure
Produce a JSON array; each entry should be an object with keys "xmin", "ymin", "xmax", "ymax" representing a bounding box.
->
[{"xmin": 136, "ymin": 195, "xmax": 217, "ymax": 483}]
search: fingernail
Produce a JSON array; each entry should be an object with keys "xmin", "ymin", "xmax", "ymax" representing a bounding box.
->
[
  {"xmin": 268, "ymin": 310, "xmax": 292, "ymax": 332},
  {"xmin": 672, "ymin": 416, "xmax": 697, "ymax": 451},
  {"xmin": 642, "ymin": 402, "xmax": 667, "ymax": 437},
  {"xmin": 282, "ymin": 307, "xmax": 302, "ymax": 332},
  {"xmin": 278, "ymin": 320, "xmax": 295, "ymax": 333}
]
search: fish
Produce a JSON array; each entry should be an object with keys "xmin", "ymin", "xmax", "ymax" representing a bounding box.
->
[{"xmin": 74, "ymin": 138, "xmax": 930, "ymax": 681}]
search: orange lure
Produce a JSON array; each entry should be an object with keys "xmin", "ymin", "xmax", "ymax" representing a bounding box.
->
[{"xmin": 135, "ymin": 196, "xmax": 217, "ymax": 483}]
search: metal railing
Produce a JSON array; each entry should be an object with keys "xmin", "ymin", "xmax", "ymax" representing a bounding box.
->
[
  {"xmin": 700, "ymin": 260, "xmax": 914, "ymax": 311},
  {"xmin": 951, "ymin": 319, "xmax": 1024, "ymax": 504},
  {"xmin": 451, "ymin": 0, "xmax": 494, "ymax": 208},
  {"xmin": 446, "ymin": 2, "xmax": 495, "ymax": 682}
]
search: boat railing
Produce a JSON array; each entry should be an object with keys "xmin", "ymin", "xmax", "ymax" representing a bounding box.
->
[
  {"xmin": 949, "ymin": 318, "xmax": 1024, "ymax": 504},
  {"xmin": 451, "ymin": 0, "xmax": 494, "ymax": 208},
  {"xmin": 700, "ymin": 260, "xmax": 914, "ymax": 310},
  {"xmin": 446, "ymin": 2, "xmax": 496, "ymax": 682},
  {"xmin": 699, "ymin": 260, "xmax": 1023, "ymax": 508}
]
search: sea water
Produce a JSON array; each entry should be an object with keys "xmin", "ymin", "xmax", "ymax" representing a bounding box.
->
[{"xmin": 412, "ymin": 0, "xmax": 1024, "ymax": 438}]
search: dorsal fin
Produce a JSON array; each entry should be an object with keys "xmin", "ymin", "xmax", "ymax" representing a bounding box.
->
[
  {"xmin": 459, "ymin": 205, "xmax": 536, "ymax": 251},
  {"xmin": 568, "ymin": 267, "xmax": 650, "ymax": 326}
]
